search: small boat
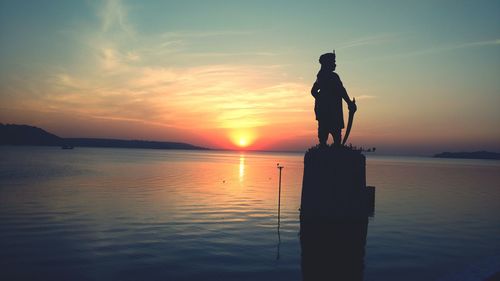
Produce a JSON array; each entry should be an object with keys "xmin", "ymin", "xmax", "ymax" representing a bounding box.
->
[{"xmin": 61, "ymin": 145, "xmax": 74, "ymax": 149}]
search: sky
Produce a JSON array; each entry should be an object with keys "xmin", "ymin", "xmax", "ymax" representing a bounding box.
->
[{"xmin": 0, "ymin": 0, "xmax": 499, "ymax": 154}]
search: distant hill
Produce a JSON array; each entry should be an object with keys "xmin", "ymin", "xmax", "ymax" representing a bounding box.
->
[
  {"xmin": 65, "ymin": 138, "xmax": 207, "ymax": 150},
  {"xmin": 433, "ymin": 151, "xmax": 500, "ymax": 160},
  {"xmin": 0, "ymin": 124, "xmax": 63, "ymax": 146},
  {"xmin": 0, "ymin": 123, "xmax": 208, "ymax": 150}
]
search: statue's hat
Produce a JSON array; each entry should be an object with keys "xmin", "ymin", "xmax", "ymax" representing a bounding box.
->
[{"xmin": 319, "ymin": 50, "xmax": 336, "ymax": 65}]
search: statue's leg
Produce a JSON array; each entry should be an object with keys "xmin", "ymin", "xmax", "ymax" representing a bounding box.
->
[
  {"xmin": 318, "ymin": 121, "xmax": 328, "ymax": 146},
  {"xmin": 332, "ymin": 128, "xmax": 342, "ymax": 147}
]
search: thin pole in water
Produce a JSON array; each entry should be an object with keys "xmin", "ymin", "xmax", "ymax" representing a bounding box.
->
[
  {"xmin": 277, "ymin": 163, "xmax": 284, "ymax": 223},
  {"xmin": 276, "ymin": 163, "xmax": 284, "ymax": 260}
]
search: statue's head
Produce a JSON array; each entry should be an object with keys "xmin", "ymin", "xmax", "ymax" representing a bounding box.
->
[{"xmin": 319, "ymin": 51, "xmax": 336, "ymax": 71}]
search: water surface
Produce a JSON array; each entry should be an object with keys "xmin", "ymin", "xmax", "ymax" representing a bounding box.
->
[{"xmin": 1, "ymin": 147, "xmax": 499, "ymax": 280}]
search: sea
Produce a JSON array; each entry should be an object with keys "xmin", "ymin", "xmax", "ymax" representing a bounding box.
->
[{"xmin": 0, "ymin": 146, "xmax": 499, "ymax": 281}]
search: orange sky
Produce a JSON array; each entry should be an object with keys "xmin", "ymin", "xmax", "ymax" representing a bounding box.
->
[{"xmin": 1, "ymin": 1, "xmax": 499, "ymax": 154}]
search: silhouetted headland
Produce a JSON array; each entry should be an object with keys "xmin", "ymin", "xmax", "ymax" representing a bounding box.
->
[
  {"xmin": 434, "ymin": 151, "xmax": 500, "ymax": 160},
  {"xmin": 0, "ymin": 123, "xmax": 62, "ymax": 146},
  {"xmin": 0, "ymin": 123, "xmax": 208, "ymax": 150}
]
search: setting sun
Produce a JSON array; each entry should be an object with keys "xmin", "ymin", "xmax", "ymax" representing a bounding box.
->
[
  {"xmin": 230, "ymin": 130, "xmax": 256, "ymax": 149},
  {"xmin": 238, "ymin": 138, "xmax": 248, "ymax": 147}
]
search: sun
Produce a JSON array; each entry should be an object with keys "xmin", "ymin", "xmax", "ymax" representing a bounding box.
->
[
  {"xmin": 238, "ymin": 137, "xmax": 249, "ymax": 147},
  {"xmin": 230, "ymin": 130, "xmax": 256, "ymax": 149}
]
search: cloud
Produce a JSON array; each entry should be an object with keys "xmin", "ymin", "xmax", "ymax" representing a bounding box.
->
[
  {"xmin": 100, "ymin": 47, "xmax": 122, "ymax": 70},
  {"xmin": 43, "ymin": 62, "xmax": 310, "ymax": 133},
  {"xmin": 337, "ymin": 33, "xmax": 399, "ymax": 50},
  {"xmin": 387, "ymin": 39, "xmax": 500, "ymax": 59},
  {"xmin": 183, "ymin": 51, "xmax": 276, "ymax": 58},
  {"xmin": 355, "ymin": 95, "xmax": 377, "ymax": 100},
  {"xmin": 151, "ymin": 30, "xmax": 277, "ymax": 60},
  {"xmin": 9, "ymin": 0, "xmax": 312, "ymax": 145},
  {"xmin": 457, "ymin": 39, "xmax": 500, "ymax": 48},
  {"xmin": 99, "ymin": 0, "xmax": 134, "ymax": 36},
  {"xmin": 160, "ymin": 30, "xmax": 253, "ymax": 39}
]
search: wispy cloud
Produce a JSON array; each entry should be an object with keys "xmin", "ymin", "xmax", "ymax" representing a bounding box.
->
[
  {"xmin": 337, "ymin": 33, "xmax": 399, "ymax": 50},
  {"xmin": 355, "ymin": 95, "xmax": 377, "ymax": 100},
  {"xmin": 185, "ymin": 51, "xmax": 276, "ymax": 58},
  {"xmin": 458, "ymin": 39, "xmax": 500, "ymax": 48},
  {"xmin": 45, "ymin": 63, "xmax": 310, "ymax": 133},
  {"xmin": 99, "ymin": 0, "xmax": 134, "ymax": 36},
  {"xmin": 160, "ymin": 30, "xmax": 253, "ymax": 39},
  {"xmin": 4, "ymin": 0, "xmax": 313, "ymax": 147},
  {"xmin": 387, "ymin": 39, "xmax": 500, "ymax": 59}
]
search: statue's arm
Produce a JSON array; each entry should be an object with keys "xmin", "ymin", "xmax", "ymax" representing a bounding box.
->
[
  {"xmin": 337, "ymin": 77, "xmax": 350, "ymax": 102},
  {"xmin": 311, "ymin": 81, "xmax": 320, "ymax": 98},
  {"xmin": 337, "ymin": 74, "xmax": 357, "ymax": 111}
]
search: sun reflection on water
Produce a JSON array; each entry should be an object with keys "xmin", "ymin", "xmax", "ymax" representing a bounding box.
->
[{"xmin": 239, "ymin": 154, "xmax": 245, "ymax": 182}]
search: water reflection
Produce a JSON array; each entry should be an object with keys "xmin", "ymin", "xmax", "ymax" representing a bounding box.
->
[
  {"xmin": 239, "ymin": 154, "xmax": 245, "ymax": 182},
  {"xmin": 300, "ymin": 218, "xmax": 368, "ymax": 281},
  {"xmin": 2, "ymin": 147, "xmax": 499, "ymax": 281}
]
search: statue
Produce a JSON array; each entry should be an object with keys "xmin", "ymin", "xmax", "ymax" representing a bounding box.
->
[
  {"xmin": 301, "ymin": 53, "xmax": 374, "ymax": 280},
  {"xmin": 311, "ymin": 51, "xmax": 357, "ymax": 147}
]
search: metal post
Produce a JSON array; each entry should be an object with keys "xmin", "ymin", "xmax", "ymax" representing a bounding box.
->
[
  {"xmin": 277, "ymin": 163, "xmax": 284, "ymax": 223},
  {"xmin": 276, "ymin": 163, "xmax": 284, "ymax": 260}
]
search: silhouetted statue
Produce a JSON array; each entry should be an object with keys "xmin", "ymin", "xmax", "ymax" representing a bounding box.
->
[
  {"xmin": 311, "ymin": 51, "xmax": 357, "ymax": 147},
  {"xmin": 300, "ymin": 53, "xmax": 374, "ymax": 280}
]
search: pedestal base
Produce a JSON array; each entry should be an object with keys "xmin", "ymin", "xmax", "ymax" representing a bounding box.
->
[{"xmin": 300, "ymin": 147, "xmax": 374, "ymax": 222}]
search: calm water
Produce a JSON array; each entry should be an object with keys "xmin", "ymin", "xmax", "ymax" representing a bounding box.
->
[{"xmin": 0, "ymin": 147, "xmax": 499, "ymax": 281}]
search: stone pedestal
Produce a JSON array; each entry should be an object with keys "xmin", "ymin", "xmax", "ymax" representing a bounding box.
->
[
  {"xmin": 300, "ymin": 147, "xmax": 374, "ymax": 222},
  {"xmin": 300, "ymin": 219, "xmax": 368, "ymax": 281}
]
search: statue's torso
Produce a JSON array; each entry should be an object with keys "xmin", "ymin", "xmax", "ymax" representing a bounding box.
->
[{"xmin": 314, "ymin": 71, "xmax": 345, "ymax": 128}]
